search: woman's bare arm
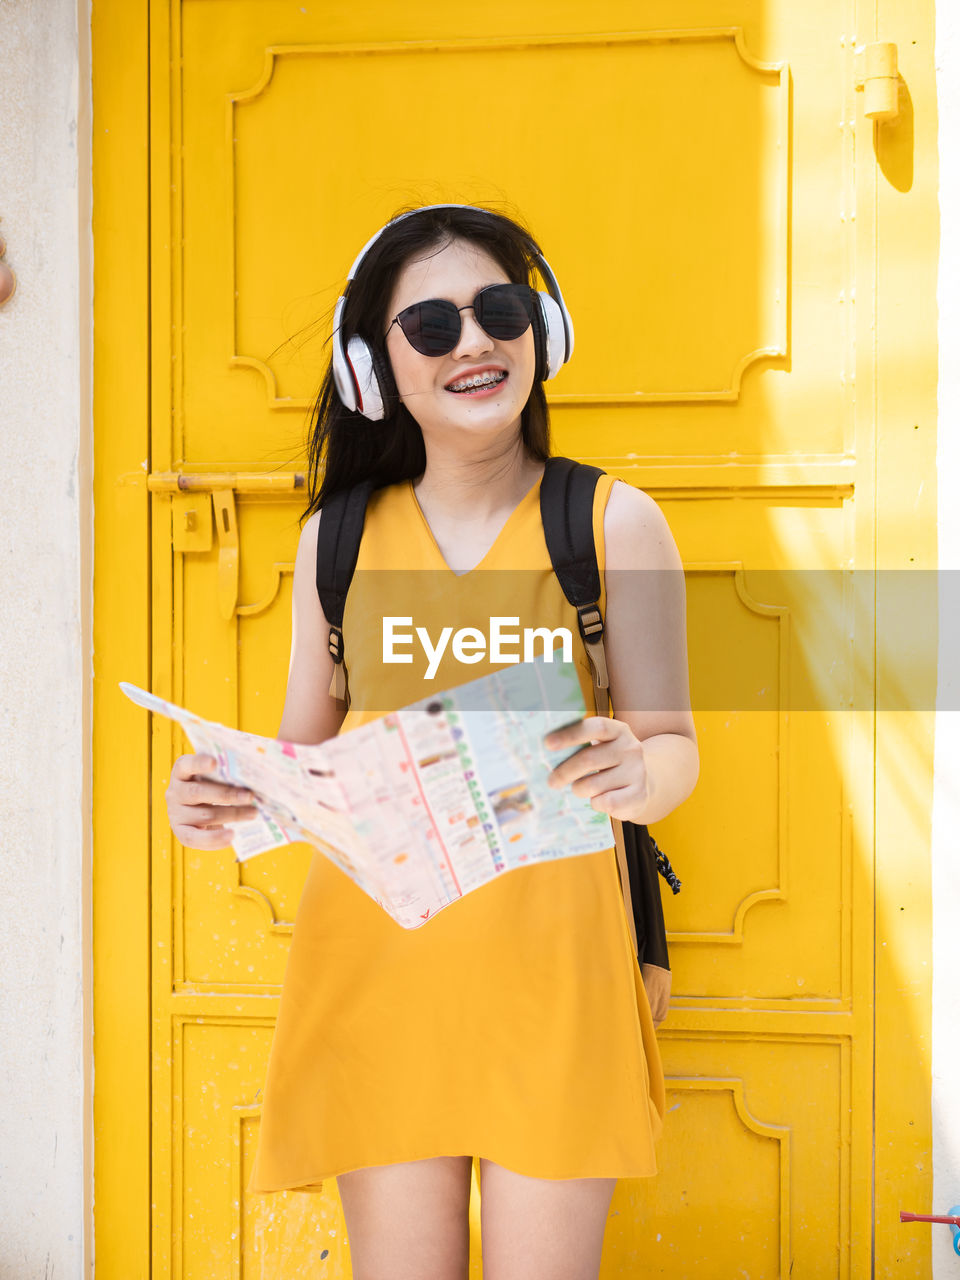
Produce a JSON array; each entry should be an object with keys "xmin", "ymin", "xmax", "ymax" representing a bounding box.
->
[
  {"xmin": 600, "ymin": 479, "xmax": 699, "ymax": 825},
  {"xmin": 276, "ymin": 509, "xmax": 348, "ymax": 744}
]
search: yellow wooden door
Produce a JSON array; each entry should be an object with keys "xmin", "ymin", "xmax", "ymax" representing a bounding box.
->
[{"xmin": 93, "ymin": 0, "xmax": 938, "ymax": 1275}]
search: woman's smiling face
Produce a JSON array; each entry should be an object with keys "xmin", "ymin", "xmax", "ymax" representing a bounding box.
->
[{"xmin": 383, "ymin": 237, "xmax": 537, "ymax": 441}]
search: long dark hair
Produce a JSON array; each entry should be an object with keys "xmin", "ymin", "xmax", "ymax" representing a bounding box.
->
[{"xmin": 301, "ymin": 205, "xmax": 553, "ymax": 523}]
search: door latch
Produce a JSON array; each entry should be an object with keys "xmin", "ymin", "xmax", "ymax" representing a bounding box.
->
[{"xmin": 149, "ymin": 471, "xmax": 305, "ymax": 622}]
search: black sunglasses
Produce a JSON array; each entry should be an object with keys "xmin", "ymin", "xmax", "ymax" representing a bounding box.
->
[{"xmin": 384, "ymin": 283, "xmax": 537, "ymax": 357}]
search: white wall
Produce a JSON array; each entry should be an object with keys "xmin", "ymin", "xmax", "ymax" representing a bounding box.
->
[
  {"xmin": 932, "ymin": 5, "xmax": 960, "ymax": 1277},
  {"xmin": 0, "ymin": 1, "xmax": 93, "ymax": 1277}
]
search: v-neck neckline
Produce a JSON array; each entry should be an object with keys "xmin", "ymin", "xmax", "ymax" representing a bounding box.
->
[{"xmin": 407, "ymin": 470, "xmax": 544, "ymax": 577}]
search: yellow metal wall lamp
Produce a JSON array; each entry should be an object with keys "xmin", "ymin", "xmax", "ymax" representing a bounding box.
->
[
  {"xmin": 854, "ymin": 41, "xmax": 899, "ymax": 122},
  {"xmin": 0, "ymin": 220, "xmax": 17, "ymax": 307}
]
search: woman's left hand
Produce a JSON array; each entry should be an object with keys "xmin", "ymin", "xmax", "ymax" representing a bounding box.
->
[{"xmin": 544, "ymin": 716, "xmax": 649, "ymax": 824}]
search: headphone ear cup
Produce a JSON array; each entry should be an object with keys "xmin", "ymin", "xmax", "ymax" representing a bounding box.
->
[
  {"xmin": 535, "ymin": 291, "xmax": 567, "ymax": 381},
  {"xmin": 331, "ymin": 294, "xmax": 359, "ymax": 412},
  {"xmin": 529, "ymin": 293, "xmax": 548, "ymax": 383},
  {"xmin": 345, "ymin": 335, "xmax": 386, "ymax": 421},
  {"xmin": 369, "ymin": 343, "xmax": 398, "ymax": 418}
]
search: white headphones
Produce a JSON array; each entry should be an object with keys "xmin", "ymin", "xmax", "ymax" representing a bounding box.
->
[{"xmin": 330, "ymin": 204, "xmax": 575, "ymax": 422}]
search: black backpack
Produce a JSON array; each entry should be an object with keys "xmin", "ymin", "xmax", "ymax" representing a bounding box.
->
[{"xmin": 315, "ymin": 455, "xmax": 681, "ymax": 968}]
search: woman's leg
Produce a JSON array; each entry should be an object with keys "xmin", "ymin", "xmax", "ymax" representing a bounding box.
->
[
  {"xmin": 477, "ymin": 1158, "xmax": 617, "ymax": 1280},
  {"xmin": 336, "ymin": 1155, "xmax": 474, "ymax": 1280}
]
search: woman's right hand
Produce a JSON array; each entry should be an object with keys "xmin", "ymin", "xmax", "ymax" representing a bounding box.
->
[{"xmin": 165, "ymin": 754, "xmax": 260, "ymax": 849}]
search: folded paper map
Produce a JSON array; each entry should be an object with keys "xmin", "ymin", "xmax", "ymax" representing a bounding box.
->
[{"xmin": 120, "ymin": 658, "xmax": 614, "ymax": 929}]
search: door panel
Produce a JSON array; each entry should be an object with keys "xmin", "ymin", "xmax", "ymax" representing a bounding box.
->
[
  {"xmin": 143, "ymin": 1, "xmax": 885, "ymax": 1274},
  {"xmin": 608, "ymin": 1038, "xmax": 848, "ymax": 1277}
]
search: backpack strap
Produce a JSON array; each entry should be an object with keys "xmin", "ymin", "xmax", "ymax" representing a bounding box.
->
[
  {"xmin": 539, "ymin": 456, "xmax": 639, "ymax": 957},
  {"xmin": 314, "ymin": 477, "xmax": 374, "ymax": 707},
  {"xmin": 539, "ymin": 456, "xmax": 610, "ymax": 706}
]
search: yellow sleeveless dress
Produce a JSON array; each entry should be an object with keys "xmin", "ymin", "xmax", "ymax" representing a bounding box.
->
[{"xmin": 246, "ymin": 469, "xmax": 665, "ymax": 1194}]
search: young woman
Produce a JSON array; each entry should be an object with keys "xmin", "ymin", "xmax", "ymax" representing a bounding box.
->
[{"xmin": 165, "ymin": 204, "xmax": 698, "ymax": 1280}]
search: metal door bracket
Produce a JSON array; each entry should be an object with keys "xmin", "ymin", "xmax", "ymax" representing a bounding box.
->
[
  {"xmin": 854, "ymin": 42, "xmax": 899, "ymax": 121},
  {"xmin": 171, "ymin": 492, "xmax": 213, "ymax": 553}
]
